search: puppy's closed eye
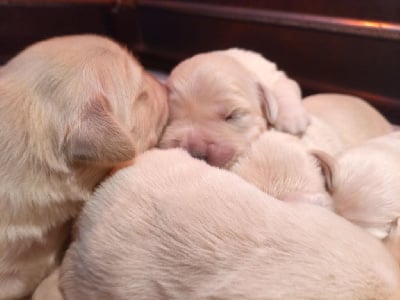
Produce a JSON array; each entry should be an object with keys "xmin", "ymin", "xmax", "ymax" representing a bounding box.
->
[{"xmin": 224, "ymin": 109, "xmax": 246, "ymax": 123}]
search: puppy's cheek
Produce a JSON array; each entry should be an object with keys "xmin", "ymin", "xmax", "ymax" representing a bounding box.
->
[{"xmin": 207, "ymin": 144, "xmax": 236, "ymax": 168}]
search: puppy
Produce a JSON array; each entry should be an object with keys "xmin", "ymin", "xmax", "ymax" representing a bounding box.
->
[
  {"xmin": 311, "ymin": 132, "xmax": 400, "ymax": 255},
  {"xmin": 230, "ymin": 130, "xmax": 333, "ymax": 209},
  {"xmin": 59, "ymin": 148, "xmax": 400, "ymax": 300},
  {"xmin": 159, "ymin": 48, "xmax": 310, "ymax": 168},
  {"xmin": 0, "ymin": 34, "xmax": 168, "ymax": 300}
]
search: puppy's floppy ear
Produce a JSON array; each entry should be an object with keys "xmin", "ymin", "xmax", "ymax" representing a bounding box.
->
[
  {"xmin": 257, "ymin": 83, "xmax": 278, "ymax": 125},
  {"xmin": 311, "ymin": 150, "xmax": 336, "ymax": 193},
  {"xmin": 64, "ymin": 95, "xmax": 136, "ymax": 165}
]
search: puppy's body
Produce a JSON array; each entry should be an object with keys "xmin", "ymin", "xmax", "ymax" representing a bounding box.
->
[
  {"xmin": 303, "ymin": 93, "xmax": 393, "ymax": 148},
  {"xmin": 61, "ymin": 149, "xmax": 400, "ymax": 300},
  {"xmin": 160, "ymin": 48, "xmax": 309, "ymax": 168},
  {"xmin": 0, "ymin": 35, "xmax": 168, "ymax": 299}
]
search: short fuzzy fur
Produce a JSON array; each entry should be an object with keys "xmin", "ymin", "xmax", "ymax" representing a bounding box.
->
[
  {"xmin": 0, "ymin": 34, "xmax": 168, "ymax": 299},
  {"xmin": 303, "ymin": 93, "xmax": 392, "ymax": 149},
  {"xmin": 230, "ymin": 130, "xmax": 333, "ymax": 209},
  {"xmin": 314, "ymin": 132, "xmax": 400, "ymax": 261},
  {"xmin": 60, "ymin": 149, "xmax": 400, "ymax": 300},
  {"xmin": 159, "ymin": 48, "xmax": 310, "ymax": 168}
]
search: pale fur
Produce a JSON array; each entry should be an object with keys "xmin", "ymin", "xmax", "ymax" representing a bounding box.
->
[
  {"xmin": 59, "ymin": 149, "xmax": 400, "ymax": 300},
  {"xmin": 0, "ymin": 34, "xmax": 168, "ymax": 300},
  {"xmin": 303, "ymin": 93, "xmax": 393, "ymax": 148},
  {"xmin": 230, "ymin": 131, "xmax": 333, "ymax": 209},
  {"xmin": 322, "ymin": 132, "xmax": 400, "ymax": 241},
  {"xmin": 159, "ymin": 48, "xmax": 310, "ymax": 168}
]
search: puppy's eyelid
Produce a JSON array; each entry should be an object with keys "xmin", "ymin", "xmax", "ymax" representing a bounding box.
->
[{"xmin": 224, "ymin": 109, "xmax": 243, "ymax": 122}]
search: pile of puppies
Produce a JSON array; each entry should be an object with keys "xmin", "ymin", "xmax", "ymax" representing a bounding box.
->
[{"xmin": 0, "ymin": 35, "xmax": 399, "ymax": 300}]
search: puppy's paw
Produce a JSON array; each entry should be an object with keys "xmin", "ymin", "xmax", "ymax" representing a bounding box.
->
[{"xmin": 274, "ymin": 106, "xmax": 310, "ymax": 135}]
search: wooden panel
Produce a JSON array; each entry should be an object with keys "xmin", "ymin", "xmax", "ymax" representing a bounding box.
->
[
  {"xmin": 164, "ymin": 0, "xmax": 400, "ymax": 23},
  {"xmin": 0, "ymin": 0, "xmax": 134, "ymax": 5},
  {"xmin": 0, "ymin": 4, "xmax": 138, "ymax": 64}
]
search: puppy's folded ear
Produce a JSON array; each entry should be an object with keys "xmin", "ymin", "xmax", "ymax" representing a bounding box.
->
[
  {"xmin": 257, "ymin": 83, "xmax": 279, "ymax": 125},
  {"xmin": 64, "ymin": 95, "xmax": 136, "ymax": 165},
  {"xmin": 311, "ymin": 150, "xmax": 336, "ymax": 193}
]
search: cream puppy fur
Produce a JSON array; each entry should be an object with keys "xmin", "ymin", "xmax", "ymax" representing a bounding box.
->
[
  {"xmin": 312, "ymin": 132, "xmax": 400, "ymax": 258},
  {"xmin": 59, "ymin": 148, "xmax": 400, "ymax": 300},
  {"xmin": 230, "ymin": 130, "xmax": 333, "ymax": 209},
  {"xmin": 0, "ymin": 34, "xmax": 168, "ymax": 300},
  {"xmin": 159, "ymin": 48, "xmax": 310, "ymax": 168},
  {"xmin": 232, "ymin": 129, "xmax": 400, "ymax": 263},
  {"xmin": 303, "ymin": 93, "xmax": 393, "ymax": 148}
]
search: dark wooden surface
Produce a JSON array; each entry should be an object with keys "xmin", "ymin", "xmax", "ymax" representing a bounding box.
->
[{"xmin": 0, "ymin": 0, "xmax": 399, "ymax": 123}]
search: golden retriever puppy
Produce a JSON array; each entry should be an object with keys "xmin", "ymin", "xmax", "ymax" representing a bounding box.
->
[
  {"xmin": 230, "ymin": 130, "xmax": 333, "ymax": 209},
  {"xmin": 303, "ymin": 93, "xmax": 393, "ymax": 148},
  {"xmin": 60, "ymin": 149, "xmax": 400, "ymax": 300},
  {"xmin": 0, "ymin": 34, "xmax": 168, "ymax": 300},
  {"xmin": 311, "ymin": 132, "xmax": 400, "ymax": 258},
  {"xmin": 159, "ymin": 48, "xmax": 310, "ymax": 168}
]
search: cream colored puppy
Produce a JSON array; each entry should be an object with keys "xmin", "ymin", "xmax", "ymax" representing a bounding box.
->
[
  {"xmin": 231, "ymin": 130, "xmax": 333, "ymax": 209},
  {"xmin": 60, "ymin": 148, "xmax": 400, "ymax": 300},
  {"xmin": 0, "ymin": 34, "xmax": 168, "ymax": 300},
  {"xmin": 312, "ymin": 132, "xmax": 400, "ymax": 258},
  {"xmin": 159, "ymin": 48, "xmax": 310, "ymax": 168}
]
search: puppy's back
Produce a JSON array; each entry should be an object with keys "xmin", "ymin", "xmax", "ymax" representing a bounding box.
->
[
  {"xmin": 61, "ymin": 149, "xmax": 400, "ymax": 300},
  {"xmin": 303, "ymin": 93, "xmax": 392, "ymax": 147}
]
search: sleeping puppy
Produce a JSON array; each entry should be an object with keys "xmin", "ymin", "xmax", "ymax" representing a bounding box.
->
[
  {"xmin": 159, "ymin": 48, "xmax": 310, "ymax": 168},
  {"xmin": 310, "ymin": 131, "xmax": 400, "ymax": 261},
  {"xmin": 60, "ymin": 149, "xmax": 400, "ymax": 300},
  {"xmin": 0, "ymin": 34, "xmax": 168, "ymax": 300},
  {"xmin": 160, "ymin": 48, "xmax": 390, "ymax": 167},
  {"xmin": 230, "ymin": 130, "xmax": 333, "ymax": 209}
]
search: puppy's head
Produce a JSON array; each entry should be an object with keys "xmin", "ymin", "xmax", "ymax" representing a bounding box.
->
[
  {"xmin": 159, "ymin": 52, "xmax": 278, "ymax": 168},
  {"xmin": 10, "ymin": 35, "xmax": 168, "ymax": 172},
  {"xmin": 63, "ymin": 70, "xmax": 168, "ymax": 171}
]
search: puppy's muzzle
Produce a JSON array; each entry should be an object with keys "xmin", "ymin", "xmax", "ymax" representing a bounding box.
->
[{"xmin": 177, "ymin": 133, "xmax": 235, "ymax": 168}]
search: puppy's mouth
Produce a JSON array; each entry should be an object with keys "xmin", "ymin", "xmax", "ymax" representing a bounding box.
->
[{"xmin": 192, "ymin": 144, "xmax": 237, "ymax": 169}]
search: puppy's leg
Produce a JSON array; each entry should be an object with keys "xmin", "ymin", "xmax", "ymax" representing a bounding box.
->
[
  {"xmin": 32, "ymin": 268, "xmax": 63, "ymax": 300},
  {"xmin": 271, "ymin": 76, "xmax": 310, "ymax": 135}
]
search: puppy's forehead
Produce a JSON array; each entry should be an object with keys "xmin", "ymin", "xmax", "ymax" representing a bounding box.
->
[{"xmin": 168, "ymin": 53, "xmax": 259, "ymax": 108}]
